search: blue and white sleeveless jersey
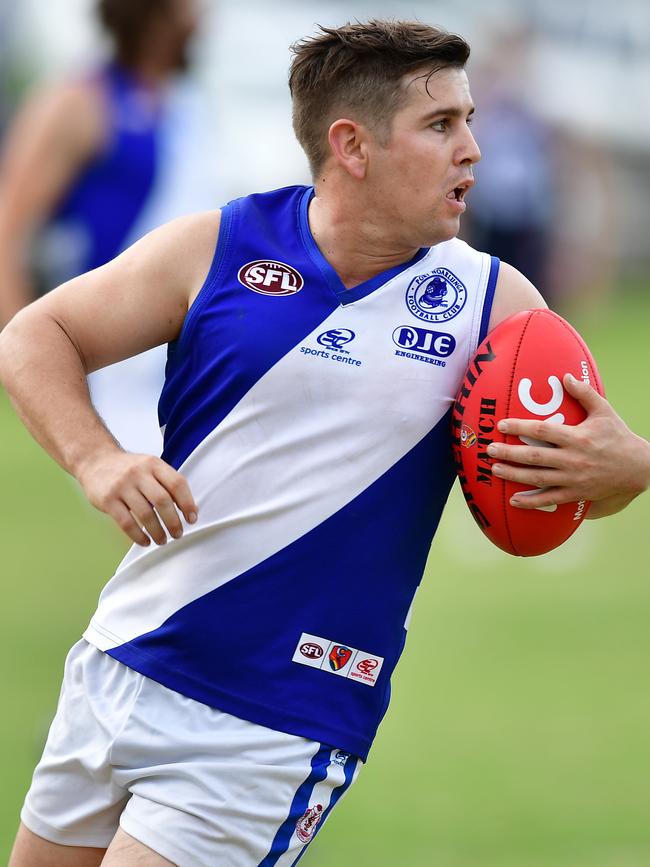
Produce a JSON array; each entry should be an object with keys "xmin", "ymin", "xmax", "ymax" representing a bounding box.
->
[{"xmin": 84, "ymin": 185, "xmax": 499, "ymax": 760}]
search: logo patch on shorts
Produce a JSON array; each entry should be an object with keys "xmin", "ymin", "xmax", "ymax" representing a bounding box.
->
[
  {"xmin": 237, "ymin": 260, "xmax": 304, "ymax": 296},
  {"xmin": 292, "ymin": 632, "xmax": 384, "ymax": 687},
  {"xmin": 296, "ymin": 803, "xmax": 323, "ymax": 843}
]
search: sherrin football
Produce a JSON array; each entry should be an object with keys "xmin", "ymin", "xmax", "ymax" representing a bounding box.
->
[{"xmin": 451, "ymin": 309, "xmax": 605, "ymax": 557}]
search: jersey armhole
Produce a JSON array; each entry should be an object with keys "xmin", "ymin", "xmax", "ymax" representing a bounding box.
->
[
  {"xmin": 477, "ymin": 256, "xmax": 500, "ymax": 344},
  {"xmin": 171, "ymin": 201, "xmax": 237, "ymax": 354}
]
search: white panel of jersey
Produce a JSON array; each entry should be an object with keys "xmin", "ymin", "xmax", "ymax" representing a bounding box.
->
[{"xmin": 86, "ymin": 240, "xmax": 490, "ymax": 647}]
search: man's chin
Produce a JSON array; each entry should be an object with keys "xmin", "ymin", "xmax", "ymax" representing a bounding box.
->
[{"xmin": 421, "ymin": 220, "xmax": 460, "ymax": 248}]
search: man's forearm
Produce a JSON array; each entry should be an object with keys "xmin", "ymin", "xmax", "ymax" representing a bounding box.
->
[
  {"xmin": 0, "ymin": 305, "xmax": 122, "ymax": 481},
  {"xmin": 586, "ymin": 434, "xmax": 650, "ymax": 519}
]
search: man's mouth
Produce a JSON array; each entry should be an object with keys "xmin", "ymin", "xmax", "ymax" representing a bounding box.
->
[{"xmin": 446, "ymin": 179, "xmax": 474, "ymax": 202}]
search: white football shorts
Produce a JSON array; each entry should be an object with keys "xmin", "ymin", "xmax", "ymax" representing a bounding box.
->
[{"xmin": 21, "ymin": 639, "xmax": 361, "ymax": 866}]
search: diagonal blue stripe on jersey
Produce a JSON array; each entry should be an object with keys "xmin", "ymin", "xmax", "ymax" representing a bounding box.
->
[
  {"xmin": 258, "ymin": 744, "xmax": 333, "ymax": 866},
  {"xmin": 291, "ymin": 754, "xmax": 359, "ymax": 865},
  {"xmin": 107, "ymin": 410, "xmax": 455, "ymax": 760},
  {"xmin": 158, "ymin": 187, "xmax": 341, "ymax": 470}
]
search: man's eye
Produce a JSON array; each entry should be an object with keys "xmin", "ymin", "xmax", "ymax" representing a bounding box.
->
[{"xmin": 431, "ymin": 119, "xmax": 448, "ymax": 131}]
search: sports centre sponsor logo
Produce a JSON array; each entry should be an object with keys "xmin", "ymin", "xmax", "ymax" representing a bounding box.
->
[
  {"xmin": 355, "ymin": 657, "xmax": 379, "ymax": 676},
  {"xmin": 292, "ymin": 632, "xmax": 384, "ymax": 687},
  {"xmin": 405, "ymin": 267, "xmax": 467, "ymax": 323},
  {"xmin": 317, "ymin": 328, "xmax": 355, "ymax": 352},
  {"xmin": 392, "ymin": 325, "xmax": 456, "ymax": 368},
  {"xmin": 300, "ymin": 328, "xmax": 362, "ymax": 367},
  {"xmin": 237, "ymin": 260, "xmax": 304, "ymax": 296}
]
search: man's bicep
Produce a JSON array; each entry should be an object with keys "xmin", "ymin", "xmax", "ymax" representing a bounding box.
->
[
  {"xmin": 487, "ymin": 261, "xmax": 547, "ymax": 333},
  {"xmin": 35, "ymin": 210, "xmax": 221, "ymax": 372}
]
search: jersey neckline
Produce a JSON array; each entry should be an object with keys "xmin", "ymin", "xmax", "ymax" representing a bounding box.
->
[{"xmin": 297, "ymin": 186, "xmax": 429, "ymax": 306}]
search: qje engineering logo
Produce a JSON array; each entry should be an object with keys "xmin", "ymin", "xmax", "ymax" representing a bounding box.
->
[{"xmin": 392, "ymin": 325, "xmax": 456, "ymax": 367}]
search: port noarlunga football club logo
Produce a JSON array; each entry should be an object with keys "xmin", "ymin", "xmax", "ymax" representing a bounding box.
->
[{"xmin": 406, "ymin": 267, "xmax": 467, "ymax": 323}]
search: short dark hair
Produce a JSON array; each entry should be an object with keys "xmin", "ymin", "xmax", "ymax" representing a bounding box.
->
[
  {"xmin": 289, "ymin": 20, "xmax": 470, "ymax": 176},
  {"xmin": 97, "ymin": 0, "xmax": 171, "ymax": 67}
]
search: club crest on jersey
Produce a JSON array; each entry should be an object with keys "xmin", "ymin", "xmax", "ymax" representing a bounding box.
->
[
  {"xmin": 329, "ymin": 645, "xmax": 353, "ymax": 671},
  {"xmin": 296, "ymin": 804, "xmax": 324, "ymax": 843},
  {"xmin": 405, "ymin": 267, "xmax": 467, "ymax": 323},
  {"xmin": 237, "ymin": 260, "xmax": 304, "ymax": 296}
]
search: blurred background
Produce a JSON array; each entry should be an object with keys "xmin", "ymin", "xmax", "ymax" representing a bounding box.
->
[{"xmin": 1, "ymin": 0, "xmax": 649, "ymax": 864}]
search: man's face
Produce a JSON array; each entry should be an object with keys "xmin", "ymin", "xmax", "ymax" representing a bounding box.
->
[{"xmin": 365, "ymin": 67, "xmax": 480, "ymax": 248}]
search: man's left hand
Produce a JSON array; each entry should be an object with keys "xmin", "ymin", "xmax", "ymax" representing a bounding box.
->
[{"xmin": 486, "ymin": 373, "xmax": 650, "ymax": 518}]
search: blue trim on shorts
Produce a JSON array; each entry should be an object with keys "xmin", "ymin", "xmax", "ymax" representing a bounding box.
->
[
  {"xmin": 258, "ymin": 744, "xmax": 332, "ymax": 866},
  {"xmin": 292, "ymin": 754, "xmax": 359, "ymax": 865}
]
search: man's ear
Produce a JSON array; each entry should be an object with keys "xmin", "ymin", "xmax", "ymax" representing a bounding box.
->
[{"xmin": 327, "ymin": 118, "xmax": 370, "ymax": 179}]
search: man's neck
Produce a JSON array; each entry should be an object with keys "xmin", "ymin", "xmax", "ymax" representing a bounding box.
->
[{"xmin": 307, "ymin": 192, "xmax": 421, "ymax": 290}]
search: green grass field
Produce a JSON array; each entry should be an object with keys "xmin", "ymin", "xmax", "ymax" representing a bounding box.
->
[{"xmin": 1, "ymin": 291, "xmax": 649, "ymax": 865}]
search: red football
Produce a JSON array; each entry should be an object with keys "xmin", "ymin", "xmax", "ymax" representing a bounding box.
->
[{"xmin": 451, "ymin": 309, "xmax": 605, "ymax": 557}]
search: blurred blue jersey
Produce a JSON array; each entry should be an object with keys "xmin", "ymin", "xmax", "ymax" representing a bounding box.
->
[{"xmin": 38, "ymin": 63, "xmax": 161, "ymax": 284}]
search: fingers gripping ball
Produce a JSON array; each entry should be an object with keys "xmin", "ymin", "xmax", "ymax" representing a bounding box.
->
[{"xmin": 451, "ymin": 309, "xmax": 605, "ymax": 556}]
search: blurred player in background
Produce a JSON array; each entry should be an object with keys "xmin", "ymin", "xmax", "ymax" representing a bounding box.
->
[
  {"xmin": 1, "ymin": 19, "xmax": 649, "ymax": 867},
  {"xmin": 463, "ymin": 25, "xmax": 555, "ymax": 299},
  {"xmin": 0, "ymin": 0, "xmax": 202, "ymax": 455},
  {"xmin": 464, "ymin": 23, "xmax": 616, "ymax": 310}
]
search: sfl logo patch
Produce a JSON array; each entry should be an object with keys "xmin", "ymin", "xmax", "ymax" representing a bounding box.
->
[{"xmin": 238, "ymin": 260, "xmax": 304, "ymax": 296}]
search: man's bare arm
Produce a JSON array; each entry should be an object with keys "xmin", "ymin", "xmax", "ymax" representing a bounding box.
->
[
  {"xmin": 0, "ymin": 210, "xmax": 220, "ymax": 545},
  {"xmin": 487, "ymin": 263, "xmax": 650, "ymax": 516},
  {"xmin": 0, "ymin": 82, "xmax": 105, "ymax": 326}
]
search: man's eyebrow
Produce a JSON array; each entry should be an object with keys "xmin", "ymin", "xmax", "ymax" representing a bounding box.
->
[{"xmin": 422, "ymin": 106, "xmax": 475, "ymax": 120}]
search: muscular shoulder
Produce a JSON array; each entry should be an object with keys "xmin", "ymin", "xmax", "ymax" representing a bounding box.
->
[
  {"xmin": 18, "ymin": 209, "xmax": 223, "ymax": 373},
  {"xmin": 12, "ymin": 78, "xmax": 106, "ymax": 163},
  {"xmin": 488, "ymin": 261, "xmax": 547, "ymax": 333},
  {"xmin": 148, "ymin": 209, "xmax": 223, "ymax": 309}
]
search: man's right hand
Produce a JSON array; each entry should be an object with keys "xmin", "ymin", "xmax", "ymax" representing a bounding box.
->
[{"xmin": 78, "ymin": 451, "xmax": 198, "ymax": 546}]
